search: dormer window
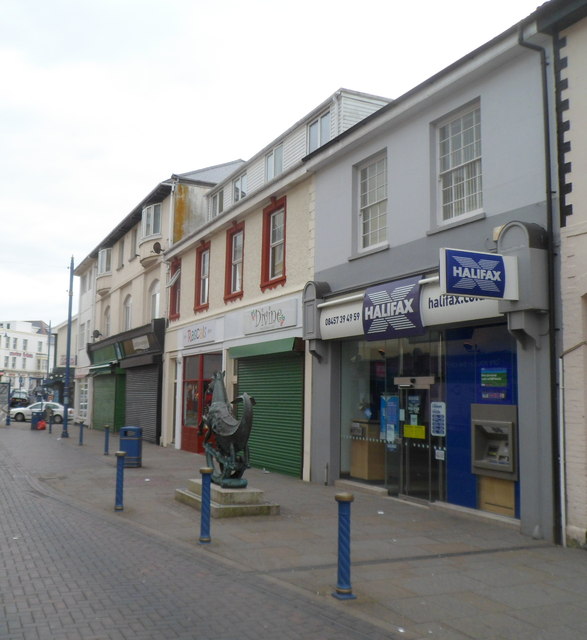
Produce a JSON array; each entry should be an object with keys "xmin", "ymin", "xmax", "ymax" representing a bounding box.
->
[
  {"xmin": 142, "ymin": 203, "xmax": 161, "ymax": 238},
  {"xmin": 265, "ymin": 144, "xmax": 283, "ymax": 182},
  {"xmin": 211, "ymin": 191, "xmax": 224, "ymax": 219},
  {"xmin": 308, "ymin": 111, "xmax": 331, "ymax": 153},
  {"xmin": 233, "ymin": 173, "xmax": 247, "ymax": 203}
]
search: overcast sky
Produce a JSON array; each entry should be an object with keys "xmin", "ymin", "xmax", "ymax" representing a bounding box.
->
[{"xmin": 0, "ymin": 0, "xmax": 543, "ymax": 327}]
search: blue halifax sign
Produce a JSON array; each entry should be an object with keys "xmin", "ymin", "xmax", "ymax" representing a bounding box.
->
[
  {"xmin": 362, "ymin": 275, "xmax": 425, "ymax": 341},
  {"xmin": 440, "ymin": 248, "xmax": 518, "ymax": 300}
]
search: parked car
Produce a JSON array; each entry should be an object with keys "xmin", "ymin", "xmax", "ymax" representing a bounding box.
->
[{"xmin": 9, "ymin": 402, "xmax": 73, "ymax": 424}]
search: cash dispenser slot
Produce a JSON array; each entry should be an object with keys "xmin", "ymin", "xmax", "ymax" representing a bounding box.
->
[{"xmin": 471, "ymin": 419, "xmax": 517, "ymax": 480}]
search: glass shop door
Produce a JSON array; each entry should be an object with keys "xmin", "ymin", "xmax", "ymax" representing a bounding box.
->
[{"xmin": 386, "ymin": 376, "xmax": 445, "ymax": 502}]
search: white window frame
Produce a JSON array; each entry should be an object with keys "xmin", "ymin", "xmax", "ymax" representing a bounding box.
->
[
  {"xmin": 199, "ymin": 248, "xmax": 210, "ymax": 306},
  {"xmin": 437, "ymin": 104, "xmax": 482, "ymax": 223},
  {"xmin": 233, "ymin": 173, "xmax": 247, "ymax": 203},
  {"xmin": 142, "ymin": 203, "xmax": 162, "ymax": 238},
  {"xmin": 269, "ymin": 209, "xmax": 285, "ymax": 279},
  {"xmin": 123, "ymin": 295, "xmax": 132, "ymax": 331},
  {"xmin": 97, "ymin": 248, "xmax": 112, "ymax": 275},
  {"xmin": 231, "ymin": 230, "xmax": 243, "ymax": 294},
  {"xmin": 358, "ymin": 154, "xmax": 388, "ymax": 252},
  {"xmin": 149, "ymin": 280, "xmax": 160, "ymax": 320},
  {"xmin": 308, "ymin": 111, "xmax": 331, "ymax": 153},
  {"xmin": 265, "ymin": 144, "xmax": 283, "ymax": 182},
  {"xmin": 129, "ymin": 227, "xmax": 139, "ymax": 260},
  {"xmin": 118, "ymin": 238, "xmax": 125, "ymax": 269},
  {"xmin": 211, "ymin": 191, "xmax": 224, "ymax": 219}
]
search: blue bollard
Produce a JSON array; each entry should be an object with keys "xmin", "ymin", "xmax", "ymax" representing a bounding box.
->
[
  {"xmin": 104, "ymin": 425, "xmax": 110, "ymax": 455},
  {"xmin": 114, "ymin": 451, "xmax": 126, "ymax": 511},
  {"xmin": 78, "ymin": 421, "xmax": 84, "ymax": 446},
  {"xmin": 48, "ymin": 415, "xmax": 53, "ymax": 434},
  {"xmin": 199, "ymin": 467, "xmax": 213, "ymax": 544},
  {"xmin": 332, "ymin": 492, "xmax": 356, "ymax": 600}
]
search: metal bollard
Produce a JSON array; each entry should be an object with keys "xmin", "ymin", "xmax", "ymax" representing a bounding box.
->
[
  {"xmin": 48, "ymin": 415, "xmax": 53, "ymax": 434},
  {"xmin": 114, "ymin": 451, "xmax": 126, "ymax": 511},
  {"xmin": 78, "ymin": 421, "xmax": 84, "ymax": 446},
  {"xmin": 332, "ymin": 492, "xmax": 357, "ymax": 600},
  {"xmin": 199, "ymin": 467, "xmax": 213, "ymax": 544},
  {"xmin": 104, "ymin": 425, "xmax": 110, "ymax": 455}
]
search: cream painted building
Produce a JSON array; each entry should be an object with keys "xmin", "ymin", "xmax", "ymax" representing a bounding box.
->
[{"xmin": 161, "ymin": 89, "xmax": 390, "ymax": 479}]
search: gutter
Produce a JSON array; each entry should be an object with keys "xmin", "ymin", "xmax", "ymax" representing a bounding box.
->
[{"xmin": 517, "ymin": 24, "xmax": 562, "ymax": 545}]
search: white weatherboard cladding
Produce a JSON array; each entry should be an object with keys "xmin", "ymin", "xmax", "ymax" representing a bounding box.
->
[{"xmin": 285, "ymin": 127, "xmax": 306, "ymax": 166}]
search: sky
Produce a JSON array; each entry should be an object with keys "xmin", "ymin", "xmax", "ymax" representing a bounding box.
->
[{"xmin": 0, "ymin": 0, "xmax": 544, "ymax": 327}]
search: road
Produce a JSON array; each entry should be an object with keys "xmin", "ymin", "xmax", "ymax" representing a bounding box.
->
[{"xmin": 0, "ymin": 436, "xmax": 393, "ymax": 640}]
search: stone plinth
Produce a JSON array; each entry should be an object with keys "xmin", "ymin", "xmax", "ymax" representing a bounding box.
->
[{"xmin": 175, "ymin": 478, "xmax": 280, "ymax": 518}]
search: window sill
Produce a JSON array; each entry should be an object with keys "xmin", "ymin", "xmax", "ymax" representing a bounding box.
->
[
  {"xmin": 348, "ymin": 243, "xmax": 389, "ymax": 261},
  {"xmin": 193, "ymin": 304, "xmax": 209, "ymax": 314},
  {"xmin": 260, "ymin": 276, "xmax": 286, "ymax": 292},
  {"xmin": 427, "ymin": 210, "xmax": 485, "ymax": 235},
  {"xmin": 224, "ymin": 291, "xmax": 243, "ymax": 304}
]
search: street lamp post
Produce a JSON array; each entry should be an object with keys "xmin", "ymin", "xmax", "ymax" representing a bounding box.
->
[{"xmin": 61, "ymin": 256, "xmax": 74, "ymax": 439}]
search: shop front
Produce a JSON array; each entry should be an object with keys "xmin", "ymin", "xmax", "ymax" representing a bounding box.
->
[
  {"xmin": 305, "ymin": 225, "xmax": 556, "ymax": 540},
  {"xmin": 314, "ymin": 276, "xmax": 518, "ymax": 515}
]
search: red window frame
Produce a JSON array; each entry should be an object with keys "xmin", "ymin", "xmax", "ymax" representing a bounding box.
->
[
  {"xmin": 224, "ymin": 221, "xmax": 244, "ymax": 302},
  {"xmin": 194, "ymin": 241, "xmax": 210, "ymax": 313},
  {"xmin": 261, "ymin": 196, "xmax": 286, "ymax": 292},
  {"xmin": 169, "ymin": 257, "xmax": 181, "ymax": 320}
]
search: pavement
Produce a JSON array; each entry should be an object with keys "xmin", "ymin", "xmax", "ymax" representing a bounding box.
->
[{"xmin": 2, "ymin": 420, "xmax": 587, "ymax": 640}]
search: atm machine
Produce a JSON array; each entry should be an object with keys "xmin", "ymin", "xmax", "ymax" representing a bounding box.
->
[{"xmin": 471, "ymin": 404, "xmax": 518, "ymax": 517}]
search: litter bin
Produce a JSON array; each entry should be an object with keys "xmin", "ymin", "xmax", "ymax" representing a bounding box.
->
[
  {"xmin": 31, "ymin": 411, "xmax": 44, "ymax": 431},
  {"xmin": 119, "ymin": 426, "xmax": 142, "ymax": 468}
]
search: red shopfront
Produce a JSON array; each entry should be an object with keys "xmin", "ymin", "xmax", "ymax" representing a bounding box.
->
[{"xmin": 181, "ymin": 352, "xmax": 222, "ymax": 453}]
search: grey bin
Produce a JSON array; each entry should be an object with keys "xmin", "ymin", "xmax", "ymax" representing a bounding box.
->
[
  {"xmin": 31, "ymin": 411, "xmax": 44, "ymax": 431},
  {"xmin": 119, "ymin": 426, "xmax": 143, "ymax": 467}
]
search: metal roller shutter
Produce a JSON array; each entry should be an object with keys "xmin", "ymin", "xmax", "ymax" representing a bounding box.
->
[
  {"xmin": 237, "ymin": 353, "xmax": 303, "ymax": 477},
  {"xmin": 125, "ymin": 365, "xmax": 160, "ymax": 444}
]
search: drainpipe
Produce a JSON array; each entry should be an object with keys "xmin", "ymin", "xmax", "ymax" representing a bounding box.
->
[{"xmin": 517, "ymin": 25, "xmax": 562, "ymax": 545}]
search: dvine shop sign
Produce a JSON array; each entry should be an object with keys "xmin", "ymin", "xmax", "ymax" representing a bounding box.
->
[
  {"xmin": 362, "ymin": 276, "xmax": 425, "ymax": 341},
  {"xmin": 440, "ymin": 248, "xmax": 518, "ymax": 300}
]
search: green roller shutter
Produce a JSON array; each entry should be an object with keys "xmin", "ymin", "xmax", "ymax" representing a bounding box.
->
[
  {"xmin": 237, "ymin": 352, "xmax": 303, "ymax": 477},
  {"xmin": 92, "ymin": 372, "xmax": 126, "ymax": 432}
]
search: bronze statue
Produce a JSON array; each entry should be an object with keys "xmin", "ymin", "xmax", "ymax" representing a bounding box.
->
[{"xmin": 200, "ymin": 371, "xmax": 255, "ymax": 488}]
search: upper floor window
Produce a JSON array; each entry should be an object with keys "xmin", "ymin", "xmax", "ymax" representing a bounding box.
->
[
  {"xmin": 12, "ymin": 337, "xmax": 17, "ymax": 349},
  {"xmin": 3, "ymin": 335, "xmax": 8, "ymax": 349},
  {"xmin": 168, "ymin": 258, "xmax": 181, "ymax": 320},
  {"xmin": 23, "ymin": 339, "xmax": 28, "ymax": 350},
  {"xmin": 211, "ymin": 191, "xmax": 224, "ymax": 219},
  {"xmin": 104, "ymin": 306, "xmax": 111, "ymax": 337},
  {"xmin": 261, "ymin": 197, "xmax": 286, "ymax": 291},
  {"xmin": 129, "ymin": 227, "xmax": 139, "ymax": 260},
  {"xmin": 123, "ymin": 295, "xmax": 132, "ymax": 331},
  {"xmin": 117, "ymin": 238, "xmax": 125, "ymax": 269},
  {"xmin": 224, "ymin": 223, "xmax": 244, "ymax": 302},
  {"xmin": 149, "ymin": 280, "xmax": 160, "ymax": 320},
  {"xmin": 308, "ymin": 111, "xmax": 331, "ymax": 153},
  {"xmin": 359, "ymin": 154, "xmax": 387, "ymax": 251},
  {"xmin": 195, "ymin": 242, "xmax": 210, "ymax": 312},
  {"xmin": 142, "ymin": 203, "xmax": 161, "ymax": 237},
  {"xmin": 37, "ymin": 340, "xmax": 43, "ymax": 352},
  {"xmin": 97, "ymin": 248, "xmax": 112, "ymax": 275},
  {"xmin": 233, "ymin": 173, "xmax": 247, "ymax": 203},
  {"xmin": 265, "ymin": 144, "xmax": 283, "ymax": 182},
  {"xmin": 438, "ymin": 105, "xmax": 482, "ymax": 222}
]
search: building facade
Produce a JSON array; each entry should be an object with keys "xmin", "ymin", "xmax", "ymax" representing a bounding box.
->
[
  {"xmin": 302, "ymin": 15, "xmax": 563, "ymax": 542},
  {"xmin": 161, "ymin": 90, "xmax": 390, "ymax": 479},
  {"xmin": 538, "ymin": 0, "xmax": 587, "ymax": 546}
]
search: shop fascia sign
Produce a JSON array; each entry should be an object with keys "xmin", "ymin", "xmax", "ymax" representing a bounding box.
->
[
  {"xmin": 183, "ymin": 321, "xmax": 216, "ymax": 347},
  {"xmin": 244, "ymin": 299, "xmax": 297, "ymax": 335},
  {"xmin": 439, "ymin": 248, "xmax": 518, "ymax": 300},
  {"xmin": 363, "ymin": 276, "xmax": 425, "ymax": 341}
]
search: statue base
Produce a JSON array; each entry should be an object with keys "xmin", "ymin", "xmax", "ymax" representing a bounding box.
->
[{"xmin": 175, "ymin": 478, "xmax": 280, "ymax": 518}]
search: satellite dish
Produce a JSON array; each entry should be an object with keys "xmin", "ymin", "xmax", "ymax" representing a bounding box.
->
[
  {"xmin": 152, "ymin": 241, "xmax": 162, "ymax": 254},
  {"xmin": 92, "ymin": 330, "xmax": 102, "ymax": 339}
]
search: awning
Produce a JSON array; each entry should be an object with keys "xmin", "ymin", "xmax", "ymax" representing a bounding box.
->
[{"xmin": 228, "ymin": 337, "xmax": 303, "ymax": 359}]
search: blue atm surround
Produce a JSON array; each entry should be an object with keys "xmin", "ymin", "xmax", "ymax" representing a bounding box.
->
[{"xmin": 445, "ymin": 325, "xmax": 518, "ymax": 513}]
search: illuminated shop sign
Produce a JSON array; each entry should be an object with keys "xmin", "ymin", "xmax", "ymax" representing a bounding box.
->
[
  {"xmin": 362, "ymin": 276, "xmax": 424, "ymax": 341},
  {"xmin": 440, "ymin": 248, "xmax": 518, "ymax": 300}
]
